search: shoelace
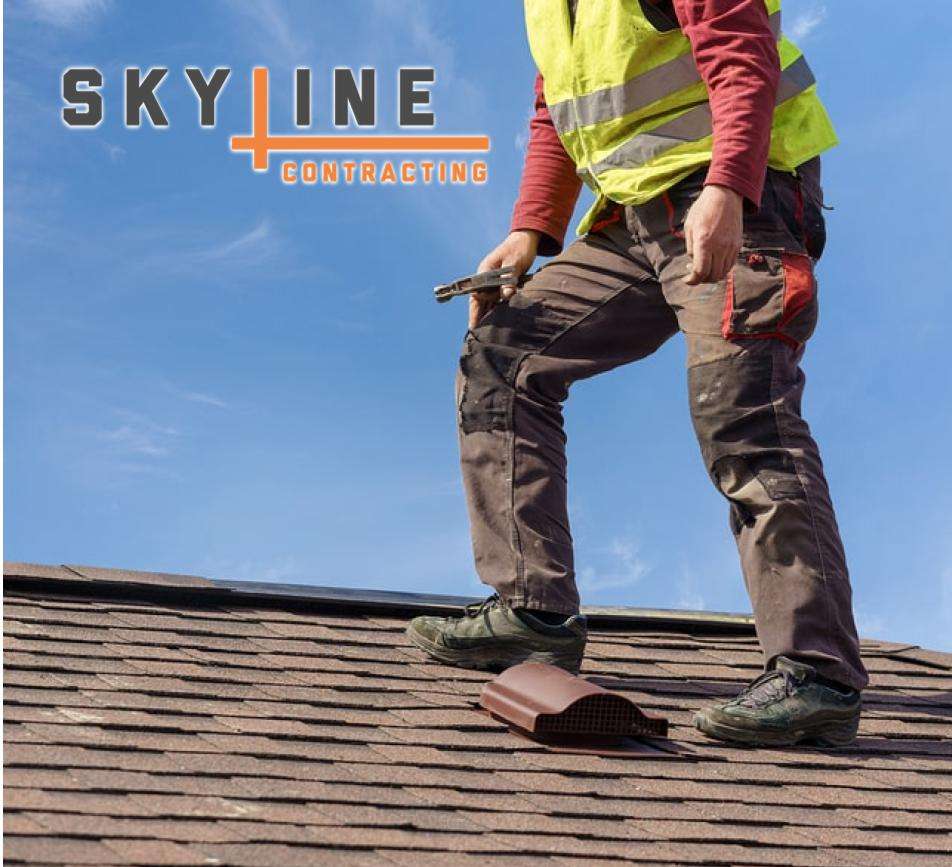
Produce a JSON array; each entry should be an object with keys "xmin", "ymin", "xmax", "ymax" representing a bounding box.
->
[
  {"xmin": 463, "ymin": 594, "xmax": 501, "ymax": 620},
  {"xmin": 460, "ymin": 594, "xmax": 507, "ymax": 638},
  {"xmin": 733, "ymin": 668, "xmax": 801, "ymax": 709}
]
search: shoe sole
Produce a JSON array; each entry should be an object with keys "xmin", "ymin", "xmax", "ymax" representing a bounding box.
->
[
  {"xmin": 693, "ymin": 711, "xmax": 859, "ymax": 748},
  {"xmin": 405, "ymin": 624, "xmax": 584, "ymax": 674}
]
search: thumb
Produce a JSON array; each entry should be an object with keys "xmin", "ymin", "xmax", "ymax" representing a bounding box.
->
[
  {"xmin": 683, "ymin": 221, "xmax": 701, "ymax": 285},
  {"xmin": 499, "ymin": 254, "xmax": 529, "ymax": 300}
]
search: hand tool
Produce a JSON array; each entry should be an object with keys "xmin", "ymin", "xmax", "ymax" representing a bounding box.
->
[{"xmin": 434, "ymin": 266, "xmax": 530, "ymax": 304}]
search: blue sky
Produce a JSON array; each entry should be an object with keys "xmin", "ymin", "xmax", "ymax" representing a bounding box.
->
[{"xmin": 5, "ymin": 1, "xmax": 951, "ymax": 652}]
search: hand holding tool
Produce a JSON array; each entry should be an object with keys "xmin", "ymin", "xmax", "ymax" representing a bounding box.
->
[{"xmin": 434, "ymin": 266, "xmax": 531, "ymax": 304}]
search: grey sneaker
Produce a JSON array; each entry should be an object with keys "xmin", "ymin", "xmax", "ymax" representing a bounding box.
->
[
  {"xmin": 694, "ymin": 656, "xmax": 861, "ymax": 747},
  {"xmin": 405, "ymin": 595, "xmax": 587, "ymax": 673}
]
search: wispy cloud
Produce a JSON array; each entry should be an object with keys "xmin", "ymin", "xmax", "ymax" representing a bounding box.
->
[
  {"xmin": 579, "ymin": 536, "xmax": 650, "ymax": 594},
  {"xmin": 200, "ymin": 554, "xmax": 302, "ymax": 584},
  {"xmin": 676, "ymin": 569, "xmax": 706, "ymax": 611},
  {"xmin": 178, "ymin": 389, "xmax": 228, "ymax": 410},
  {"xmin": 161, "ymin": 380, "xmax": 230, "ymax": 410},
  {"xmin": 787, "ymin": 3, "xmax": 827, "ymax": 42},
  {"xmin": 515, "ymin": 105, "xmax": 534, "ymax": 153},
  {"xmin": 370, "ymin": 0, "xmax": 450, "ymax": 67},
  {"xmin": 941, "ymin": 565, "xmax": 952, "ymax": 631},
  {"xmin": 97, "ymin": 409, "xmax": 179, "ymax": 458},
  {"xmin": 130, "ymin": 218, "xmax": 286, "ymax": 283},
  {"xmin": 854, "ymin": 608, "xmax": 887, "ymax": 641},
  {"xmin": 196, "ymin": 218, "xmax": 279, "ymax": 264},
  {"xmin": 18, "ymin": 0, "xmax": 110, "ymax": 27},
  {"xmin": 103, "ymin": 143, "xmax": 126, "ymax": 163},
  {"xmin": 223, "ymin": 0, "xmax": 308, "ymax": 66}
]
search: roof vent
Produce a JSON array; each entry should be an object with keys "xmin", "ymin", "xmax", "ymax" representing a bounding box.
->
[{"xmin": 480, "ymin": 662, "xmax": 668, "ymax": 743}]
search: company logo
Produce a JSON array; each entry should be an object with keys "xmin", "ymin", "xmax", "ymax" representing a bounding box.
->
[{"xmin": 61, "ymin": 66, "xmax": 491, "ymax": 188}]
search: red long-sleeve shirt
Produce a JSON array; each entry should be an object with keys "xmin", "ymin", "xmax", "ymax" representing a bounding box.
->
[{"xmin": 512, "ymin": 0, "xmax": 781, "ymax": 255}]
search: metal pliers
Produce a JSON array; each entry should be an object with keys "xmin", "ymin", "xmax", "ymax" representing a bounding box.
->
[{"xmin": 434, "ymin": 266, "xmax": 530, "ymax": 304}]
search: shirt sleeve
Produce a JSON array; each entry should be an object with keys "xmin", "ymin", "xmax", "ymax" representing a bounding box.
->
[
  {"xmin": 510, "ymin": 73, "xmax": 583, "ymax": 256},
  {"xmin": 673, "ymin": 0, "xmax": 781, "ymax": 207}
]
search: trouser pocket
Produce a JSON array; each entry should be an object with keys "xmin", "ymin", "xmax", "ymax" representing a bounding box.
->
[{"xmin": 722, "ymin": 249, "xmax": 818, "ymax": 348}]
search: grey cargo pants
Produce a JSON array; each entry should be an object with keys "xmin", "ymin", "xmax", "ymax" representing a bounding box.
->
[{"xmin": 456, "ymin": 160, "xmax": 868, "ymax": 691}]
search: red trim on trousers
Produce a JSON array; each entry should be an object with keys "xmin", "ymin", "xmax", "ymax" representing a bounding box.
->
[
  {"xmin": 589, "ymin": 204, "xmax": 622, "ymax": 235},
  {"xmin": 662, "ymin": 191, "xmax": 686, "ymax": 239},
  {"xmin": 722, "ymin": 251, "xmax": 814, "ymax": 349}
]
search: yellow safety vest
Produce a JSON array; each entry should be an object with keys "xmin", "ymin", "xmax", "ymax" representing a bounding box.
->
[{"xmin": 524, "ymin": 0, "xmax": 838, "ymax": 234}]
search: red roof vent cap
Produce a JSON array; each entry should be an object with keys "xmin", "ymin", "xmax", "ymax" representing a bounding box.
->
[{"xmin": 480, "ymin": 662, "xmax": 668, "ymax": 742}]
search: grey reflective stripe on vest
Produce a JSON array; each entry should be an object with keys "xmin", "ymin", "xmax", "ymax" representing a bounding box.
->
[
  {"xmin": 549, "ymin": 10, "xmax": 782, "ymax": 136},
  {"xmin": 581, "ymin": 54, "xmax": 815, "ymax": 179},
  {"xmin": 549, "ymin": 51, "xmax": 700, "ymax": 135},
  {"xmin": 775, "ymin": 51, "xmax": 816, "ymax": 103}
]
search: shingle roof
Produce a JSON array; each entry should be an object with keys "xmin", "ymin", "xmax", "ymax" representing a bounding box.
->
[{"xmin": 4, "ymin": 561, "xmax": 952, "ymax": 866}]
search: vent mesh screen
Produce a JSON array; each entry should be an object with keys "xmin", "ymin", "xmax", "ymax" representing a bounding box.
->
[{"xmin": 535, "ymin": 695, "xmax": 665, "ymax": 738}]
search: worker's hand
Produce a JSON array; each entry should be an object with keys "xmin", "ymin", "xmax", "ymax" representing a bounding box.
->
[
  {"xmin": 683, "ymin": 184, "xmax": 744, "ymax": 285},
  {"xmin": 469, "ymin": 230, "xmax": 540, "ymax": 329}
]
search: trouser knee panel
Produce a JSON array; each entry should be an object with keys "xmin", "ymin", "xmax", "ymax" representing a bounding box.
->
[
  {"xmin": 458, "ymin": 334, "xmax": 524, "ymax": 434},
  {"xmin": 689, "ymin": 344, "xmax": 807, "ymax": 512},
  {"xmin": 457, "ymin": 296, "xmax": 573, "ymax": 435}
]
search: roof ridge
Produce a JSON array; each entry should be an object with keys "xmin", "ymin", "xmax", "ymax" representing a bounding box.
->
[{"xmin": 4, "ymin": 561, "xmax": 756, "ymax": 634}]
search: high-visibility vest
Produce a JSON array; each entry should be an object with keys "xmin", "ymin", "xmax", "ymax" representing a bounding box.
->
[{"xmin": 524, "ymin": 0, "xmax": 838, "ymax": 234}]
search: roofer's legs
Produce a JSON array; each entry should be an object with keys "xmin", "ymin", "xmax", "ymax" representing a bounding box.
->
[
  {"xmin": 634, "ymin": 161, "xmax": 867, "ymax": 697},
  {"xmin": 455, "ymin": 224, "xmax": 678, "ymax": 617},
  {"xmin": 613, "ymin": 163, "xmax": 870, "ymax": 745},
  {"xmin": 416, "ymin": 160, "xmax": 867, "ymax": 725},
  {"xmin": 684, "ymin": 335, "xmax": 868, "ymax": 692},
  {"xmin": 406, "ymin": 224, "xmax": 676, "ymax": 672}
]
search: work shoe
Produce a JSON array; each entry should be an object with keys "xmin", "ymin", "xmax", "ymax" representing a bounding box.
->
[
  {"xmin": 693, "ymin": 657, "xmax": 861, "ymax": 747},
  {"xmin": 405, "ymin": 595, "xmax": 587, "ymax": 673}
]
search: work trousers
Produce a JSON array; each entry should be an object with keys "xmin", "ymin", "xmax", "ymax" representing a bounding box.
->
[{"xmin": 456, "ymin": 159, "xmax": 869, "ymax": 691}]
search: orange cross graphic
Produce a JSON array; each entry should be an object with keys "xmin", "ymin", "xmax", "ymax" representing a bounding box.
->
[{"xmin": 230, "ymin": 68, "xmax": 491, "ymax": 171}]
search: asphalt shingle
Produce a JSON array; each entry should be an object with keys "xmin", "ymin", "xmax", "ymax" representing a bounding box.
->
[{"xmin": 4, "ymin": 561, "xmax": 952, "ymax": 866}]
